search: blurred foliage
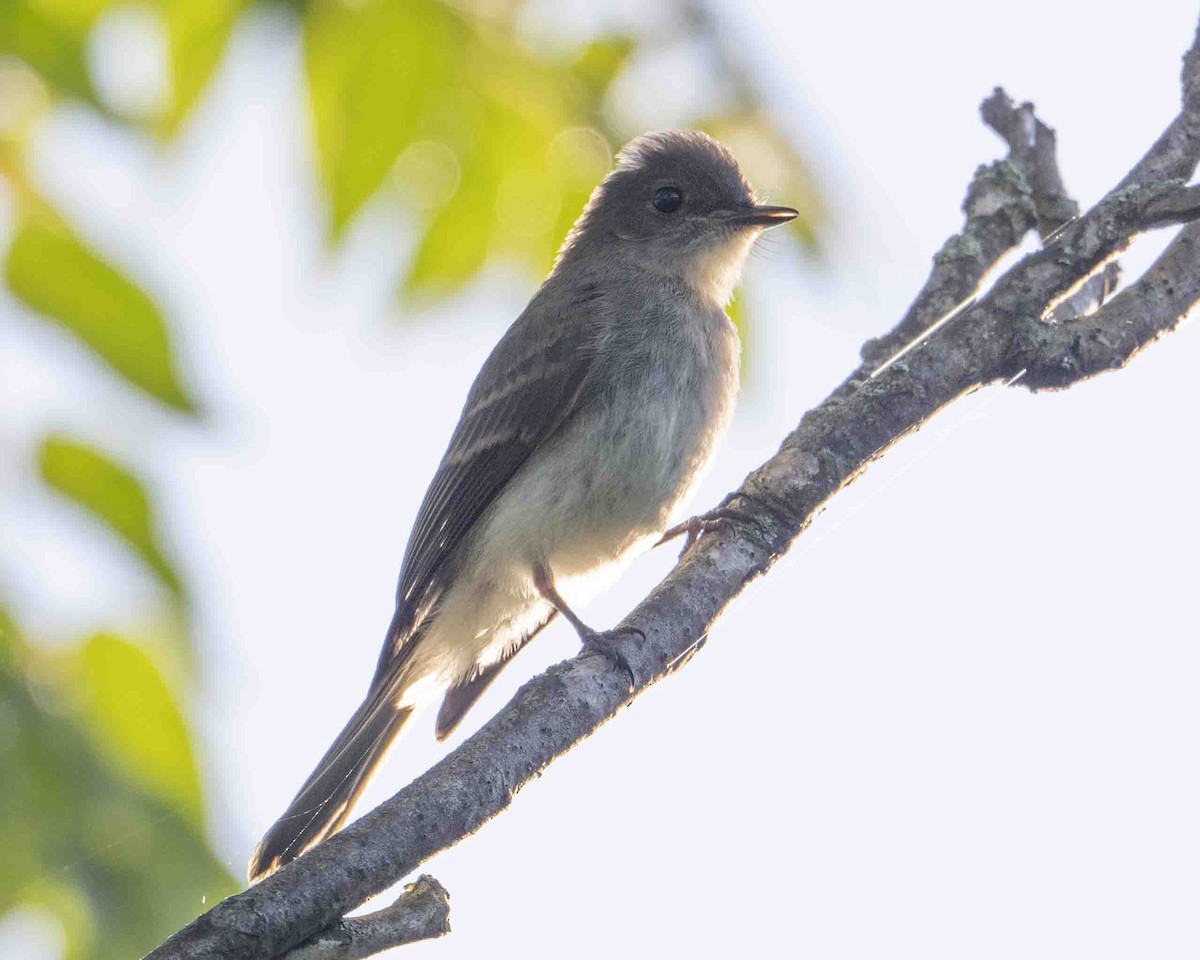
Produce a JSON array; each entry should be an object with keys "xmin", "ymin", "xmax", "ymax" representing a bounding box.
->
[
  {"xmin": 0, "ymin": 611, "xmax": 237, "ymax": 960},
  {"xmin": 302, "ymin": 0, "xmax": 818, "ymax": 299},
  {"xmin": 1, "ymin": 0, "xmax": 821, "ymax": 308},
  {"xmin": 0, "ymin": 0, "xmax": 822, "ymax": 953},
  {"xmin": 37, "ymin": 435, "xmax": 185, "ymax": 598},
  {"xmin": 0, "ymin": 1, "xmax": 102, "ymax": 107},
  {"xmin": 160, "ymin": 0, "xmax": 246, "ymax": 134},
  {"xmin": 5, "ymin": 202, "xmax": 197, "ymax": 412}
]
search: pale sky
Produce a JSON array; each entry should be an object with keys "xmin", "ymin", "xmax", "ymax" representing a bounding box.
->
[{"xmin": 1, "ymin": 2, "xmax": 1198, "ymax": 957}]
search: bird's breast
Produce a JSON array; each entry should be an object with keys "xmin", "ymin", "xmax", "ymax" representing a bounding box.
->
[
  {"xmin": 601, "ymin": 311, "xmax": 737, "ymax": 504},
  {"xmin": 525, "ymin": 302, "xmax": 740, "ymax": 576}
]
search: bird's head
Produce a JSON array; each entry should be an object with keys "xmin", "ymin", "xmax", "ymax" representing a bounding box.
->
[{"xmin": 555, "ymin": 129, "xmax": 798, "ymax": 306}]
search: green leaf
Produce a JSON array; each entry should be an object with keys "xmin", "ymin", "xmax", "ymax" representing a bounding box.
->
[
  {"xmin": 305, "ymin": 0, "xmax": 468, "ymax": 236},
  {"xmin": 402, "ymin": 45, "xmax": 607, "ymax": 297},
  {"xmin": 0, "ymin": 0, "xmax": 105, "ymax": 105},
  {"xmin": 159, "ymin": 0, "xmax": 245, "ymax": 135},
  {"xmin": 75, "ymin": 633, "xmax": 202, "ymax": 823},
  {"xmin": 0, "ymin": 610, "xmax": 238, "ymax": 960},
  {"xmin": 400, "ymin": 97, "xmax": 527, "ymax": 299},
  {"xmin": 305, "ymin": 3, "xmax": 634, "ymax": 297},
  {"xmin": 569, "ymin": 35, "xmax": 634, "ymax": 96},
  {"xmin": 4, "ymin": 203, "xmax": 197, "ymax": 412},
  {"xmin": 37, "ymin": 434, "xmax": 184, "ymax": 595},
  {"xmin": 402, "ymin": 169, "xmax": 493, "ymax": 299}
]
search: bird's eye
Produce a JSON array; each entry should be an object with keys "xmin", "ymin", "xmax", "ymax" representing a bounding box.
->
[{"xmin": 652, "ymin": 186, "xmax": 684, "ymax": 213}]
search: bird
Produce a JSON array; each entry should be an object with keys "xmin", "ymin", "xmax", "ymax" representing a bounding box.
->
[{"xmin": 248, "ymin": 129, "xmax": 798, "ymax": 882}]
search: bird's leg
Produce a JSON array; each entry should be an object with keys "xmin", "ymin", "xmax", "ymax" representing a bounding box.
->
[
  {"xmin": 532, "ymin": 562, "xmax": 643, "ymax": 690},
  {"xmin": 531, "ymin": 562, "xmax": 594, "ymax": 639}
]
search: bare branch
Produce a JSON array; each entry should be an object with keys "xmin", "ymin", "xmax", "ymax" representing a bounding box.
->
[
  {"xmin": 282, "ymin": 876, "xmax": 450, "ymax": 960},
  {"xmin": 981, "ymin": 87, "xmax": 1078, "ymax": 237},
  {"xmin": 1138, "ymin": 181, "xmax": 1200, "ymax": 226},
  {"xmin": 1044, "ymin": 261, "xmax": 1120, "ymax": 324},
  {"xmin": 978, "ymin": 86, "xmax": 1116, "ymax": 322},
  {"xmin": 1118, "ymin": 18, "xmax": 1200, "ymax": 188},
  {"xmin": 1015, "ymin": 221, "xmax": 1200, "ymax": 390},
  {"xmin": 858, "ymin": 159, "xmax": 1036, "ymax": 367},
  {"xmin": 145, "ymin": 16, "xmax": 1200, "ymax": 960}
]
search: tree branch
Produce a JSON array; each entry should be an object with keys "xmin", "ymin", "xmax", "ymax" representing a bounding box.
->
[
  {"xmin": 281, "ymin": 876, "xmax": 450, "ymax": 960},
  {"xmin": 1014, "ymin": 220, "xmax": 1200, "ymax": 390},
  {"xmin": 980, "ymin": 87, "xmax": 1078, "ymax": 238},
  {"xmin": 1117, "ymin": 30, "xmax": 1200, "ymax": 189},
  {"xmin": 858, "ymin": 157, "xmax": 1037, "ymax": 367},
  {"xmin": 980, "ymin": 86, "xmax": 1122, "ymax": 323},
  {"xmin": 146, "ymin": 16, "xmax": 1200, "ymax": 960}
]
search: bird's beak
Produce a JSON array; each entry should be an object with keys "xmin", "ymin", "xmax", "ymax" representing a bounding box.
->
[{"xmin": 711, "ymin": 204, "xmax": 800, "ymax": 228}]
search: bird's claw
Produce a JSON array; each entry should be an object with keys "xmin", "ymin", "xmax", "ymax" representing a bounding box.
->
[
  {"xmin": 580, "ymin": 626, "xmax": 645, "ymax": 692},
  {"xmin": 656, "ymin": 492, "xmax": 762, "ymax": 558}
]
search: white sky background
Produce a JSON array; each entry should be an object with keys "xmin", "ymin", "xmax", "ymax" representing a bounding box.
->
[{"xmin": 1, "ymin": 1, "xmax": 1199, "ymax": 957}]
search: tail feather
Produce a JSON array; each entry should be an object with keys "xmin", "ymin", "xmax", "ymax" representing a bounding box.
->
[
  {"xmin": 435, "ymin": 612, "xmax": 556, "ymax": 741},
  {"xmin": 248, "ymin": 696, "xmax": 411, "ymax": 882}
]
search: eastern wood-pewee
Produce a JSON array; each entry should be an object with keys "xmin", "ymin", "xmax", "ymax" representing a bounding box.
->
[{"xmin": 249, "ymin": 129, "xmax": 797, "ymax": 881}]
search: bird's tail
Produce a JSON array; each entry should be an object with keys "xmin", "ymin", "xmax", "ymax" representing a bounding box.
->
[{"xmin": 248, "ymin": 693, "xmax": 411, "ymax": 883}]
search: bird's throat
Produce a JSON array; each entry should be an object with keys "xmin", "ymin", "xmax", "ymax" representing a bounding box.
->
[{"xmin": 684, "ymin": 230, "xmax": 758, "ymax": 307}]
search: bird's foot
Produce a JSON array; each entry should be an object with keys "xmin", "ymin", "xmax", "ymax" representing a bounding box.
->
[
  {"xmin": 656, "ymin": 492, "xmax": 763, "ymax": 558},
  {"xmin": 579, "ymin": 626, "xmax": 646, "ymax": 692}
]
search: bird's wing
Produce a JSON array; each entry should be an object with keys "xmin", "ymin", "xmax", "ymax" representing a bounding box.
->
[{"xmin": 372, "ymin": 283, "xmax": 603, "ymax": 683}]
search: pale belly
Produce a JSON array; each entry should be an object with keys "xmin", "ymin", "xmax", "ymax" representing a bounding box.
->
[{"xmin": 398, "ymin": 313, "xmax": 739, "ymax": 702}]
